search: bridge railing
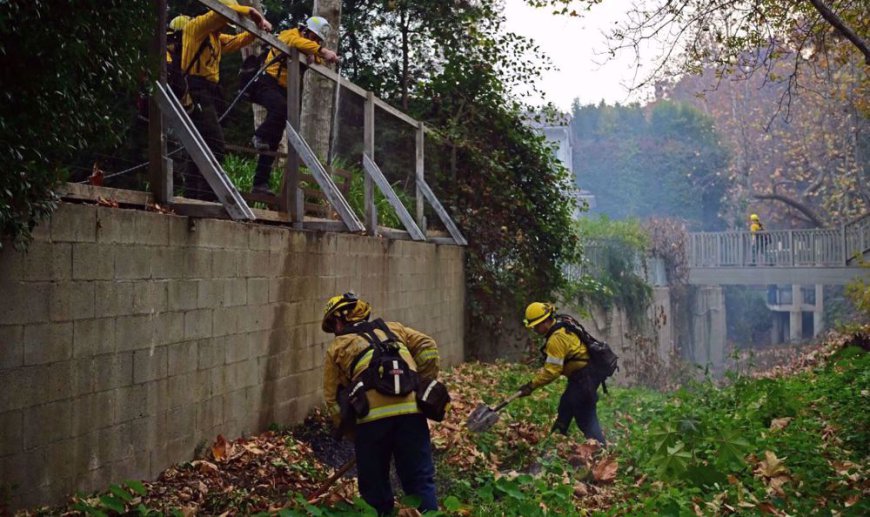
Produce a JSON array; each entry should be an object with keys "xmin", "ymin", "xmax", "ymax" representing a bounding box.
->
[
  {"xmin": 688, "ymin": 224, "xmax": 866, "ymax": 268},
  {"xmin": 845, "ymin": 213, "xmax": 870, "ymax": 263}
]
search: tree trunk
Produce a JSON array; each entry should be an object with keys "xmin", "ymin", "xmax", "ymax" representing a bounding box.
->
[{"xmin": 301, "ymin": 0, "xmax": 342, "ymax": 162}]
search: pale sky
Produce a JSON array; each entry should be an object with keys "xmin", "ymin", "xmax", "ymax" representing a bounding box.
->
[{"xmin": 503, "ymin": 0, "xmax": 660, "ymax": 111}]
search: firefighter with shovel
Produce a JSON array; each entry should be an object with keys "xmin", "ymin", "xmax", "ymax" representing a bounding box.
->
[
  {"xmin": 517, "ymin": 302, "xmax": 607, "ymax": 445},
  {"xmin": 321, "ymin": 292, "xmax": 448, "ymax": 515}
]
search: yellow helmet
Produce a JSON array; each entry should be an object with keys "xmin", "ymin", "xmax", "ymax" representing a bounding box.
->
[
  {"xmin": 169, "ymin": 15, "xmax": 191, "ymax": 32},
  {"xmin": 322, "ymin": 292, "xmax": 371, "ymax": 332},
  {"xmin": 750, "ymin": 214, "xmax": 760, "ymax": 221},
  {"xmin": 523, "ymin": 302, "xmax": 555, "ymax": 328}
]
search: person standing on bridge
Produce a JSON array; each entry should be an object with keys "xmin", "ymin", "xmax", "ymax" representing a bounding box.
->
[
  {"xmin": 749, "ymin": 213, "xmax": 765, "ymax": 264},
  {"xmin": 516, "ymin": 302, "xmax": 607, "ymax": 445},
  {"xmin": 320, "ymin": 292, "xmax": 445, "ymax": 515},
  {"xmin": 248, "ymin": 17, "xmax": 340, "ymax": 195},
  {"xmin": 170, "ymin": 0, "xmax": 272, "ymax": 200}
]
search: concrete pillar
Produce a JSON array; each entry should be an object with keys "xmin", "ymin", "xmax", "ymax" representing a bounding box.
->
[
  {"xmin": 813, "ymin": 284, "xmax": 824, "ymax": 337},
  {"xmin": 789, "ymin": 284, "xmax": 803, "ymax": 341},
  {"xmin": 690, "ymin": 286, "xmax": 727, "ymax": 371},
  {"xmin": 771, "ymin": 312, "xmax": 782, "ymax": 344}
]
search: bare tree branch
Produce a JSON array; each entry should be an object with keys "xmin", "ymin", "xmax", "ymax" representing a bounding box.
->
[
  {"xmin": 807, "ymin": 0, "xmax": 870, "ymax": 64},
  {"xmin": 753, "ymin": 192, "xmax": 826, "ymax": 227}
]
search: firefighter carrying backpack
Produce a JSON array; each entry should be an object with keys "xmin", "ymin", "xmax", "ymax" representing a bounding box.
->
[
  {"xmin": 344, "ymin": 319, "xmax": 420, "ymax": 418},
  {"xmin": 549, "ymin": 314, "xmax": 619, "ymax": 393},
  {"xmin": 166, "ymin": 28, "xmax": 210, "ymax": 110}
]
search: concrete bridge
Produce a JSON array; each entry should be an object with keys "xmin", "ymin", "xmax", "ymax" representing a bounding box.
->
[
  {"xmin": 687, "ymin": 214, "xmax": 868, "ymax": 346},
  {"xmin": 687, "ymin": 214, "xmax": 869, "ymax": 285}
]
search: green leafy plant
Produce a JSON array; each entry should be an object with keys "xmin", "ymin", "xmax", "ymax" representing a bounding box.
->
[
  {"xmin": 565, "ymin": 215, "xmax": 652, "ymax": 326},
  {"xmin": 0, "ymin": 1, "xmax": 151, "ymax": 250},
  {"xmin": 71, "ymin": 480, "xmax": 155, "ymax": 517},
  {"xmin": 845, "ymin": 262, "xmax": 870, "ymax": 322}
]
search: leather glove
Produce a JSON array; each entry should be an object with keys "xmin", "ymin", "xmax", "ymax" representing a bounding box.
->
[{"xmin": 518, "ymin": 383, "xmax": 533, "ymax": 397}]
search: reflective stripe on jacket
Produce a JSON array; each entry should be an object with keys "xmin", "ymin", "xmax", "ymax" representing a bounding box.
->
[
  {"xmin": 181, "ymin": 7, "xmax": 255, "ymax": 83},
  {"xmin": 323, "ymin": 321, "xmax": 440, "ymax": 425},
  {"xmin": 265, "ymin": 28, "xmax": 322, "ymax": 88},
  {"xmin": 530, "ymin": 326, "xmax": 588, "ymax": 389}
]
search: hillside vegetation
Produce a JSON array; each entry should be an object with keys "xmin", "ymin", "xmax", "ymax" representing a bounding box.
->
[{"xmin": 20, "ymin": 327, "xmax": 868, "ymax": 516}]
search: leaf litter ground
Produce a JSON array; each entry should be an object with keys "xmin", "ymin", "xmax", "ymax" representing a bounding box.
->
[{"xmin": 15, "ymin": 326, "xmax": 869, "ymax": 516}]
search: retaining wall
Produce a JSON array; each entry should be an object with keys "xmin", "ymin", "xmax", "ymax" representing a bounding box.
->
[{"xmin": 0, "ymin": 202, "xmax": 465, "ymax": 509}]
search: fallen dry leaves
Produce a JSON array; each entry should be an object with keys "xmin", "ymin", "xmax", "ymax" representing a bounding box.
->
[
  {"xmin": 135, "ymin": 431, "xmax": 355, "ymax": 515},
  {"xmin": 750, "ymin": 326, "xmax": 868, "ymax": 380},
  {"xmin": 753, "ymin": 451, "xmax": 792, "ymax": 497},
  {"xmin": 768, "ymin": 417, "xmax": 792, "ymax": 431},
  {"xmin": 430, "ymin": 362, "xmax": 622, "ymax": 511}
]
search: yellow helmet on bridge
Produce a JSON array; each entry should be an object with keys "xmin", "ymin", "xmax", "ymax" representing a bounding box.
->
[
  {"xmin": 523, "ymin": 302, "xmax": 555, "ymax": 328},
  {"xmin": 750, "ymin": 214, "xmax": 760, "ymax": 221},
  {"xmin": 322, "ymin": 292, "xmax": 371, "ymax": 332}
]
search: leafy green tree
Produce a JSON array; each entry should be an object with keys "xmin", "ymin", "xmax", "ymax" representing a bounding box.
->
[
  {"xmin": 335, "ymin": 0, "xmax": 579, "ymax": 344},
  {"xmin": 571, "ymin": 101, "xmax": 729, "ymax": 230},
  {"xmin": 0, "ymin": 0, "xmax": 152, "ymax": 250}
]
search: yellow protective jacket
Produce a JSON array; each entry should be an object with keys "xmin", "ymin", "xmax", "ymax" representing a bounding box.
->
[
  {"xmin": 178, "ymin": 7, "xmax": 256, "ymax": 84},
  {"xmin": 750, "ymin": 222, "xmax": 764, "ymax": 233},
  {"xmin": 323, "ymin": 321, "xmax": 440, "ymax": 425},
  {"xmin": 264, "ymin": 28, "xmax": 323, "ymax": 88},
  {"xmin": 530, "ymin": 326, "xmax": 589, "ymax": 390}
]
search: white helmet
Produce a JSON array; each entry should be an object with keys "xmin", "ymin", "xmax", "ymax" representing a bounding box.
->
[{"xmin": 304, "ymin": 16, "xmax": 330, "ymax": 41}]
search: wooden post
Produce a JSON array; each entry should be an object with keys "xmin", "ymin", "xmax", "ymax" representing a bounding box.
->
[
  {"xmin": 284, "ymin": 49, "xmax": 301, "ymax": 222},
  {"xmin": 363, "ymin": 91, "xmax": 377, "ymax": 235},
  {"xmin": 149, "ymin": 0, "xmax": 171, "ymax": 203},
  {"xmin": 415, "ymin": 122, "xmax": 425, "ymax": 231}
]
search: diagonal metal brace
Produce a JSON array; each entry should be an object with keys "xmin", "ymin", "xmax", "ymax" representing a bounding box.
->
[
  {"xmin": 362, "ymin": 155, "xmax": 425, "ymax": 241},
  {"xmin": 154, "ymin": 82, "xmax": 254, "ymax": 221},
  {"xmin": 284, "ymin": 122, "xmax": 365, "ymax": 233},
  {"xmin": 418, "ymin": 179, "xmax": 467, "ymax": 246}
]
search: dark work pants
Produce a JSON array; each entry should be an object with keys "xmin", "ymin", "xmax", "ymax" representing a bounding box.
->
[
  {"xmin": 552, "ymin": 372, "xmax": 606, "ymax": 445},
  {"xmin": 249, "ymin": 75, "xmax": 287, "ymax": 188},
  {"xmin": 354, "ymin": 413, "xmax": 438, "ymax": 515},
  {"xmin": 185, "ymin": 80, "xmax": 225, "ymax": 201}
]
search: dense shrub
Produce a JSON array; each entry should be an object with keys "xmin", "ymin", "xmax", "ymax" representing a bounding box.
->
[{"xmin": 0, "ymin": 1, "xmax": 151, "ymax": 250}]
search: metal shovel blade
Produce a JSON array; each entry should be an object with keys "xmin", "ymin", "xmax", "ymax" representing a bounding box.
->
[{"xmin": 466, "ymin": 403, "xmax": 500, "ymax": 433}]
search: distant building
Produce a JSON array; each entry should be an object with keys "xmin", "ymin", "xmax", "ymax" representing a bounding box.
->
[{"xmin": 527, "ymin": 114, "xmax": 596, "ymax": 217}]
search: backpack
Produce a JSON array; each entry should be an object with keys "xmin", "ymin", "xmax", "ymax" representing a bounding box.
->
[
  {"xmin": 547, "ymin": 314, "xmax": 619, "ymax": 393},
  {"xmin": 166, "ymin": 28, "xmax": 210, "ymax": 110},
  {"xmin": 347, "ymin": 318, "xmax": 419, "ymax": 398}
]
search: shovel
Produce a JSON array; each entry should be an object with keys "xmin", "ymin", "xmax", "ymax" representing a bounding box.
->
[
  {"xmin": 307, "ymin": 457, "xmax": 356, "ymax": 504},
  {"xmin": 466, "ymin": 390, "xmax": 524, "ymax": 433}
]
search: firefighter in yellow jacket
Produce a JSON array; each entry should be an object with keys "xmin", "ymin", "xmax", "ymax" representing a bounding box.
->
[
  {"xmin": 321, "ymin": 293, "xmax": 439, "ymax": 515},
  {"xmin": 248, "ymin": 17, "xmax": 340, "ymax": 195},
  {"xmin": 517, "ymin": 302, "xmax": 606, "ymax": 444},
  {"xmin": 749, "ymin": 213, "xmax": 766, "ymax": 264},
  {"xmin": 168, "ymin": 0, "xmax": 271, "ymax": 200}
]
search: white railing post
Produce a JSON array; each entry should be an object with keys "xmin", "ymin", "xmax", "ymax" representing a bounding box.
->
[{"xmin": 841, "ymin": 222, "xmax": 848, "ymax": 265}]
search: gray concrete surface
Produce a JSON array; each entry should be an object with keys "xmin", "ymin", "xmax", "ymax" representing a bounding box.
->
[{"xmin": 0, "ymin": 203, "xmax": 465, "ymax": 509}]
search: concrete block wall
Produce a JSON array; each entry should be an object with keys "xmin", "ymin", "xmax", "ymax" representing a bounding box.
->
[{"xmin": 0, "ymin": 203, "xmax": 465, "ymax": 509}]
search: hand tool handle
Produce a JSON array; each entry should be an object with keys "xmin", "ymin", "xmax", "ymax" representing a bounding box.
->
[
  {"xmin": 493, "ymin": 390, "xmax": 524, "ymax": 412},
  {"xmin": 307, "ymin": 457, "xmax": 356, "ymax": 503}
]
